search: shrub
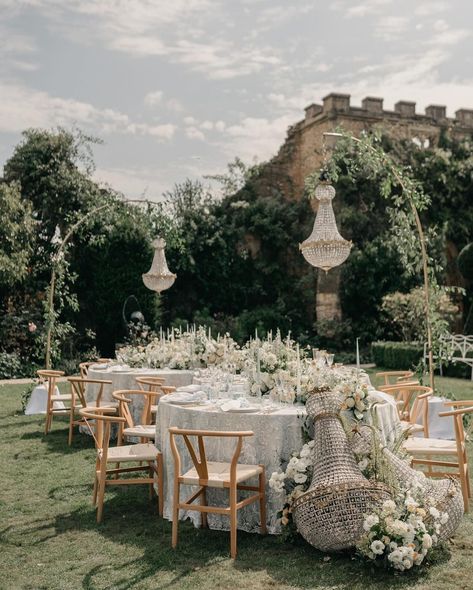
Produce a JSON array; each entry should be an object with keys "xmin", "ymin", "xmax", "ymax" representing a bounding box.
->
[
  {"xmin": 0, "ymin": 351, "xmax": 22, "ymax": 379},
  {"xmin": 371, "ymin": 341, "xmax": 424, "ymax": 370}
]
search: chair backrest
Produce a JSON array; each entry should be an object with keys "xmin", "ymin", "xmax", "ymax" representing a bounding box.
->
[
  {"xmin": 378, "ymin": 384, "xmax": 432, "ymax": 429},
  {"xmin": 169, "ymin": 427, "xmax": 254, "ymax": 485},
  {"xmin": 79, "ymin": 406, "xmax": 124, "ymax": 459},
  {"xmin": 136, "ymin": 376, "xmax": 166, "ymax": 392},
  {"xmin": 67, "ymin": 377, "xmax": 111, "ymax": 408},
  {"xmin": 37, "ymin": 370, "xmax": 65, "ymax": 405},
  {"xmin": 439, "ymin": 401, "xmax": 473, "ymax": 453},
  {"xmin": 111, "ymin": 390, "xmax": 135, "ymax": 429},
  {"xmin": 375, "ymin": 370, "xmax": 415, "ymax": 386},
  {"xmin": 112, "ymin": 389, "xmax": 159, "ymax": 425}
]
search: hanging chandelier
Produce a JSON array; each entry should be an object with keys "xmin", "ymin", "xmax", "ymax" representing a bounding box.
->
[
  {"xmin": 142, "ymin": 237, "xmax": 176, "ymax": 293},
  {"xmin": 300, "ymin": 181, "xmax": 352, "ymax": 272}
]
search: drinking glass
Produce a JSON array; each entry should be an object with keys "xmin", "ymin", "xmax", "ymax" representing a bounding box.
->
[{"xmin": 326, "ymin": 353, "xmax": 334, "ymax": 367}]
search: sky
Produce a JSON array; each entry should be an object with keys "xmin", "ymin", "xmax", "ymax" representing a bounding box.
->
[{"xmin": 0, "ymin": 0, "xmax": 472, "ymax": 200}]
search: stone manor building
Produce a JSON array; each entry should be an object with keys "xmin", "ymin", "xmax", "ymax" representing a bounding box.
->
[{"xmin": 264, "ymin": 93, "xmax": 473, "ymax": 322}]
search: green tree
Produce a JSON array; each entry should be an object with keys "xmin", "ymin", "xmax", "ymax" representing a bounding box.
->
[{"xmin": 0, "ymin": 181, "xmax": 35, "ymax": 288}]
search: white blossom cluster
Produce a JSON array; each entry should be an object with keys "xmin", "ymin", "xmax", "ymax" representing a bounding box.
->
[
  {"xmin": 357, "ymin": 485, "xmax": 449, "ymax": 571},
  {"xmin": 269, "ymin": 440, "xmax": 315, "ymax": 525}
]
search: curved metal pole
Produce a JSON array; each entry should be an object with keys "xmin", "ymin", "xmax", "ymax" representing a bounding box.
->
[
  {"xmin": 323, "ymin": 132, "xmax": 435, "ymax": 390},
  {"xmin": 44, "ymin": 199, "xmax": 155, "ymax": 369}
]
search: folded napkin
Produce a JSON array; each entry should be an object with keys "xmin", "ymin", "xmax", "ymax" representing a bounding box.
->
[
  {"xmin": 176, "ymin": 384, "xmax": 203, "ymax": 393},
  {"xmin": 91, "ymin": 363, "xmax": 109, "ymax": 370},
  {"xmin": 166, "ymin": 390, "xmax": 207, "ymax": 404},
  {"xmin": 221, "ymin": 398, "xmax": 252, "ymax": 412}
]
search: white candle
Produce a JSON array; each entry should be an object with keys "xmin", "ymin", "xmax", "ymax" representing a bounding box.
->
[
  {"xmin": 255, "ymin": 328, "xmax": 258, "ymax": 340},
  {"xmin": 296, "ymin": 343, "xmax": 301, "ymax": 396},
  {"xmin": 356, "ymin": 338, "xmax": 360, "ymax": 369}
]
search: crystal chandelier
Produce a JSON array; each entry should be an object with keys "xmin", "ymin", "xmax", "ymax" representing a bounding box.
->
[
  {"xmin": 300, "ymin": 182, "xmax": 352, "ymax": 272},
  {"xmin": 142, "ymin": 238, "xmax": 176, "ymax": 293}
]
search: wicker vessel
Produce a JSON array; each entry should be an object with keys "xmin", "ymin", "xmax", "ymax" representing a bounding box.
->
[
  {"xmin": 292, "ymin": 389, "xmax": 391, "ymax": 551},
  {"xmin": 351, "ymin": 427, "xmax": 464, "ymax": 540}
]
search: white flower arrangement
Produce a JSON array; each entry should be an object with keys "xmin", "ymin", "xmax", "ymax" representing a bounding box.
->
[
  {"xmin": 269, "ymin": 440, "xmax": 315, "ymax": 534},
  {"xmin": 356, "ymin": 484, "xmax": 448, "ymax": 571}
]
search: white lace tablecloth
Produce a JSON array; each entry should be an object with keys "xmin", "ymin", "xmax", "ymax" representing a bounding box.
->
[
  {"xmin": 156, "ymin": 399, "xmax": 307, "ymax": 534},
  {"xmin": 156, "ymin": 394, "xmax": 400, "ymax": 534}
]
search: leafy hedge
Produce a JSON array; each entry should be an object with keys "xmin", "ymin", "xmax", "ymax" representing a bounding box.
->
[{"xmin": 371, "ymin": 341, "xmax": 423, "ymax": 370}]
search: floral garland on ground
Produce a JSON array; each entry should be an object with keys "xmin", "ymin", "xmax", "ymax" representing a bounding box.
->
[{"xmin": 357, "ymin": 484, "xmax": 449, "ymax": 571}]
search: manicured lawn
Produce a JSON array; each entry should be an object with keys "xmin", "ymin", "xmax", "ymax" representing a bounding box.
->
[{"xmin": 1, "ymin": 380, "xmax": 473, "ymax": 590}]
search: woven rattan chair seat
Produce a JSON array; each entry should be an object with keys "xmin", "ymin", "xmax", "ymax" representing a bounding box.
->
[
  {"xmin": 403, "ymin": 437, "xmax": 457, "ymax": 455},
  {"xmin": 104, "ymin": 443, "xmax": 159, "ymax": 462},
  {"xmin": 181, "ymin": 461, "xmax": 263, "ymax": 488}
]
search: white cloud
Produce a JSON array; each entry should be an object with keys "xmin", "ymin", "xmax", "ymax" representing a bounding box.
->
[
  {"xmin": 415, "ymin": 2, "xmax": 448, "ymax": 17},
  {"xmin": 375, "ymin": 16, "xmax": 409, "ymax": 41},
  {"xmin": 144, "ymin": 90, "xmax": 163, "ymax": 106},
  {"xmin": 0, "ymin": 81, "xmax": 176, "ymax": 140},
  {"xmin": 343, "ymin": 0, "xmax": 392, "ymax": 18},
  {"xmin": 185, "ymin": 126, "xmax": 205, "ymax": 141},
  {"xmin": 221, "ymin": 114, "xmax": 294, "ymax": 161}
]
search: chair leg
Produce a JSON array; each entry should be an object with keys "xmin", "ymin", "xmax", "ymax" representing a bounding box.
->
[
  {"xmin": 460, "ymin": 465, "xmax": 470, "ymax": 513},
  {"xmin": 92, "ymin": 472, "xmax": 98, "ymax": 506},
  {"xmin": 172, "ymin": 481, "xmax": 180, "ymax": 548},
  {"xmin": 45, "ymin": 408, "xmax": 52, "ymax": 434},
  {"xmin": 68, "ymin": 408, "xmax": 74, "ymax": 446},
  {"xmin": 200, "ymin": 487, "xmax": 208, "ymax": 528},
  {"xmin": 258, "ymin": 469, "xmax": 267, "ymax": 535},
  {"xmin": 230, "ymin": 484, "xmax": 238, "ymax": 559},
  {"xmin": 149, "ymin": 463, "xmax": 154, "ymax": 500},
  {"xmin": 96, "ymin": 469, "xmax": 107, "ymax": 523},
  {"xmin": 157, "ymin": 454, "xmax": 164, "ymax": 517}
]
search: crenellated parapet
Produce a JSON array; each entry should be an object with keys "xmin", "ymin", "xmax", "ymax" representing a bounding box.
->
[{"xmin": 300, "ymin": 92, "xmax": 473, "ymax": 130}]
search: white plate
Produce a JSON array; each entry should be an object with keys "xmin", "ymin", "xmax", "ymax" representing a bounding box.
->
[
  {"xmin": 168, "ymin": 400, "xmax": 206, "ymax": 406},
  {"xmin": 110, "ymin": 368, "xmax": 131, "ymax": 373},
  {"xmin": 224, "ymin": 407, "xmax": 260, "ymax": 413}
]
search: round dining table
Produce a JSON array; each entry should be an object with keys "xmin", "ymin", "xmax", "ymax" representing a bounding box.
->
[{"xmin": 156, "ymin": 390, "xmax": 400, "ymax": 534}]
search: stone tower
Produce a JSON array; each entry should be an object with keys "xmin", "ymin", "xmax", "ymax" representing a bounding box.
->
[{"xmin": 266, "ymin": 92, "xmax": 473, "ymax": 322}]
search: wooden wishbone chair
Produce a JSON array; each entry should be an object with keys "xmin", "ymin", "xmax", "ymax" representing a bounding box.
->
[
  {"xmin": 378, "ymin": 384, "xmax": 432, "ymax": 432},
  {"xmin": 376, "ymin": 370, "xmax": 415, "ymax": 386},
  {"xmin": 79, "ymin": 359, "xmax": 112, "ymax": 379},
  {"xmin": 169, "ymin": 427, "xmax": 267, "ymax": 559},
  {"xmin": 37, "ymin": 369, "xmax": 67, "ymax": 435},
  {"xmin": 136, "ymin": 377, "xmax": 176, "ymax": 424},
  {"xmin": 79, "ymin": 406, "xmax": 163, "ymax": 522},
  {"xmin": 403, "ymin": 401, "xmax": 473, "ymax": 512},
  {"xmin": 67, "ymin": 377, "xmax": 113, "ymax": 445},
  {"xmin": 112, "ymin": 390, "xmax": 157, "ymax": 443}
]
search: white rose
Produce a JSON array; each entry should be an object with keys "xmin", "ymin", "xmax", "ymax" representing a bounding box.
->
[
  {"xmin": 294, "ymin": 472, "xmax": 307, "ymax": 484},
  {"xmin": 363, "ymin": 514, "xmax": 379, "ymax": 531},
  {"xmin": 429, "ymin": 506, "xmax": 440, "ymax": 519},
  {"xmin": 370, "ymin": 540, "xmax": 385, "ymax": 555},
  {"xmin": 422, "ymin": 533, "xmax": 433, "ymax": 550},
  {"xmin": 388, "ymin": 549, "xmax": 403, "ymax": 565}
]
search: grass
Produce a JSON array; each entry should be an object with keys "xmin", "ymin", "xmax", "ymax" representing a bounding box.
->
[{"xmin": 1, "ymin": 377, "xmax": 473, "ymax": 590}]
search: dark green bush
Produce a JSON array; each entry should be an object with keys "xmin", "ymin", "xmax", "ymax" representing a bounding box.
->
[
  {"xmin": 0, "ymin": 351, "xmax": 22, "ymax": 379},
  {"xmin": 371, "ymin": 341, "xmax": 423, "ymax": 370}
]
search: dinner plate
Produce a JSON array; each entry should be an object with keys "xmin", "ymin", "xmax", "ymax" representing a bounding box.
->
[{"xmin": 168, "ymin": 399, "xmax": 206, "ymax": 406}]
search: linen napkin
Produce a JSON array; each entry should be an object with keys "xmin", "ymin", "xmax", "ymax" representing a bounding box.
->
[{"xmin": 220, "ymin": 398, "xmax": 253, "ymax": 412}]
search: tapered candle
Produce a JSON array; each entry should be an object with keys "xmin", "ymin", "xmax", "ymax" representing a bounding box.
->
[{"xmin": 356, "ymin": 338, "xmax": 360, "ymax": 369}]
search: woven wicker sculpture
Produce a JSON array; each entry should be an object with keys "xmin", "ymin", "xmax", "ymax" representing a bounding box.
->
[
  {"xmin": 351, "ymin": 427, "xmax": 464, "ymax": 540},
  {"xmin": 292, "ymin": 389, "xmax": 391, "ymax": 551}
]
